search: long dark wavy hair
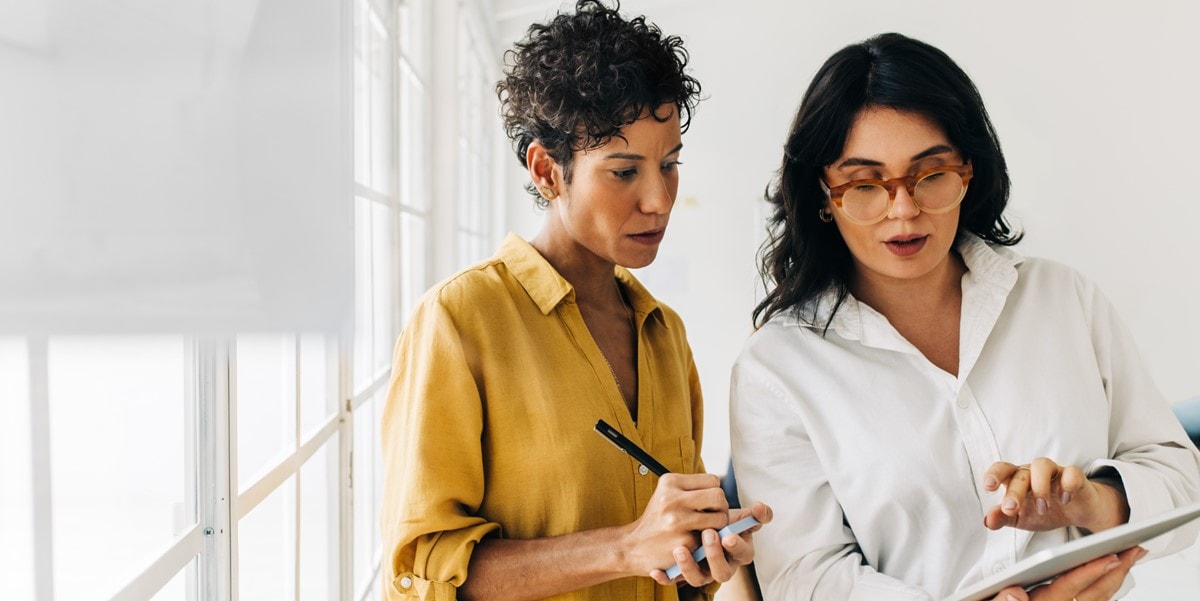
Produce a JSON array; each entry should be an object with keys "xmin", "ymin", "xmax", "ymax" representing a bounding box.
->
[
  {"xmin": 753, "ymin": 32, "xmax": 1023, "ymax": 329},
  {"xmin": 496, "ymin": 0, "xmax": 702, "ymax": 208}
]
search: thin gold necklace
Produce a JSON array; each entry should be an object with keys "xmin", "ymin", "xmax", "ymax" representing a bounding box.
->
[{"xmin": 601, "ymin": 281, "xmax": 637, "ymax": 407}]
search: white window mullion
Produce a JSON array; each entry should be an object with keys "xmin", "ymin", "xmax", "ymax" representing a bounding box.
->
[
  {"xmin": 338, "ymin": 332, "xmax": 356, "ymax": 601},
  {"xmin": 226, "ymin": 339, "xmax": 241, "ymax": 601},
  {"xmin": 197, "ymin": 338, "xmax": 232, "ymax": 601},
  {"xmin": 28, "ymin": 336, "xmax": 54, "ymax": 601},
  {"xmin": 293, "ymin": 338, "xmax": 302, "ymax": 601}
]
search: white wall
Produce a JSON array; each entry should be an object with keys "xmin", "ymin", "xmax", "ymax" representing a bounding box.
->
[{"xmin": 495, "ymin": 0, "xmax": 1200, "ymax": 472}]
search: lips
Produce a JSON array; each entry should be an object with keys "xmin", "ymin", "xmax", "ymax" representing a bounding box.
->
[
  {"xmin": 884, "ymin": 234, "xmax": 927, "ymax": 257},
  {"xmin": 630, "ymin": 228, "xmax": 665, "ymax": 245}
]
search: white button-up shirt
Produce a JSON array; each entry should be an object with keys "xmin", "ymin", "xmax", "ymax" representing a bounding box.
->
[{"xmin": 730, "ymin": 235, "xmax": 1200, "ymax": 600}]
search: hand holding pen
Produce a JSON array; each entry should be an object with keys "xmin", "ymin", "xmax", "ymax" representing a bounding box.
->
[{"xmin": 594, "ymin": 420, "xmax": 772, "ymax": 586}]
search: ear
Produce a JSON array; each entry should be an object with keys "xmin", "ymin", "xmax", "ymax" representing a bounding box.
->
[{"xmin": 526, "ymin": 141, "xmax": 560, "ymax": 201}]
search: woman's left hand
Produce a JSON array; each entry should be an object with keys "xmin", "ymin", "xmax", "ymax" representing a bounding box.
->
[
  {"xmin": 648, "ymin": 501, "xmax": 772, "ymax": 588},
  {"xmin": 982, "ymin": 458, "xmax": 1129, "ymax": 533}
]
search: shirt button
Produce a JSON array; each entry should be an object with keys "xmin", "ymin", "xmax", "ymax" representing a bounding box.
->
[
  {"xmin": 956, "ymin": 396, "xmax": 969, "ymax": 409},
  {"xmin": 638, "ymin": 464, "xmax": 649, "ymax": 476},
  {"xmin": 992, "ymin": 562, "xmax": 1007, "ymax": 574},
  {"xmin": 400, "ymin": 576, "xmax": 413, "ymax": 588}
]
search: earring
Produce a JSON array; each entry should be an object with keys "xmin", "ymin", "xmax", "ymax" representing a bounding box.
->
[
  {"xmin": 818, "ymin": 208, "xmax": 833, "ymax": 223},
  {"xmin": 541, "ymin": 186, "xmax": 558, "ymax": 200}
]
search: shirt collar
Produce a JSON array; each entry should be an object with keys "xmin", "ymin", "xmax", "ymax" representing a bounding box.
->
[
  {"xmin": 497, "ymin": 233, "xmax": 667, "ymax": 326},
  {"xmin": 791, "ymin": 233, "xmax": 1025, "ymax": 342}
]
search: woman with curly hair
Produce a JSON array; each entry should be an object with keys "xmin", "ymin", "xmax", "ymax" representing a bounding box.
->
[{"xmin": 380, "ymin": 2, "xmax": 769, "ymax": 600}]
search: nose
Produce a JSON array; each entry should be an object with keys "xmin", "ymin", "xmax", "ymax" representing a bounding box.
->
[
  {"xmin": 887, "ymin": 184, "xmax": 921, "ymax": 220},
  {"xmin": 639, "ymin": 172, "xmax": 675, "ymax": 215}
]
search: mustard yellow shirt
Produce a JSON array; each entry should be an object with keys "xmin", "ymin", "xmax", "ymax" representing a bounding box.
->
[{"xmin": 380, "ymin": 233, "xmax": 712, "ymax": 601}]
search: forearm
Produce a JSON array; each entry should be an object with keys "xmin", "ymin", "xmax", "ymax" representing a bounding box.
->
[{"xmin": 459, "ymin": 525, "xmax": 633, "ymax": 601}]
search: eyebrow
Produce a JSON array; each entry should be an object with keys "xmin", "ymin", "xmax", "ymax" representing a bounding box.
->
[
  {"xmin": 834, "ymin": 144, "xmax": 957, "ymax": 170},
  {"xmin": 603, "ymin": 143, "xmax": 684, "ymax": 161}
]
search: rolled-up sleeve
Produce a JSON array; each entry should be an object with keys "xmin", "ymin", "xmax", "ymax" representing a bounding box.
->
[
  {"xmin": 1084, "ymin": 285, "xmax": 1200, "ymax": 555},
  {"xmin": 380, "ymin": 297, "xmax": 501, "ymax": 600}
]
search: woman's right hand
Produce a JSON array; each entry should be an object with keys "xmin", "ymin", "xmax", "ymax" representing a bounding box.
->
[
  {"xmin": 621, "ymin": 472, "xmax": 730, "ymax": 580},
  {"xmin": 988, "ymin": 546, "xmax": 1146, "ymax": 601}
]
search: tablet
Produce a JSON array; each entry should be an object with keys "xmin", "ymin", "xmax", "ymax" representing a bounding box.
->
[
  {"xmin": 664, "ymin": 516, "xmax": 760, "ymax": 579},
  {"xmin": 945, "ymin": 501, "xmax": 1200, "ymax": 601}
]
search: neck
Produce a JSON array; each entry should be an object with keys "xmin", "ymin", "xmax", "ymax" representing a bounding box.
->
[
  {"xmin": 530, "ymin": 227, "xmax": 622, "ymax": 309},
  {"xmin": 851, "ymin": 250, "xmax": 967, "ymax": 319}
]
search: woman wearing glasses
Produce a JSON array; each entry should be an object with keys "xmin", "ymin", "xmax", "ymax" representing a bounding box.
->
[{"xmin": 730, "ymin": 33, "xmax": 1200, "ymax": 600}]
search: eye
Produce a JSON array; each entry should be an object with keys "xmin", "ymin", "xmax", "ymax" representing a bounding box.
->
[
  {"xmin": 612, "ymin": 168, "xmax": 637, "ymax": 180},
  {"xmin": 662, "ymin": 160, "xmax": 683, "ymax": 172},
  {"xmin": 922, "ymin": 171, "xmax": 947, "ymax": 182}
]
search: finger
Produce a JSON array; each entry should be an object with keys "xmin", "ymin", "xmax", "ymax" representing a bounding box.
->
[
  {"xmin": 751, "ymin": 501, "xmax": 774, "ymax": 527},
  {"xmin": 1029, "ymin": 457, "xmax": 1060, "ymax": 515},
  {"xmin": 1059, "ymin": 465, "xmax": 1086, "ymax": 505},
  {"xmin": 1037, "ymin": 553, "xmax": 1121, "ymax": 597},
  {"xmin": 990, "ymin": 586, "xmax": 1029, "ymax": 601},
  {"xmin": 701, "ymin": 529, "xmax": 737, "ymax": 582},
  {"xmin": 1003, "ymin": 466, "xmax": 1032, "ymax": 516},
  {"xmin": 983, "ymin": 462, "xmax": 1021, "ymax": 492},
  {"xmin": 983, "ymin": 505, "xmax": 1016, "ymax": 531},
  {"xmin": 647, "ymin": 568, "xmax": 677, "ymax": 586},
  {"xmin": 1072, "ymin": 547, "xmax": 1146, "ymax": 600},
  {"xmin": 721, "ymin": 529, "xmax": 754, "ymax": 565},
  {"xmin": 670, "ymin": 544, "xmax": 713, "ymax": 588},
  {"xmin": 660, "ymin": 472, "xmax": 723, "ymax": 492}
]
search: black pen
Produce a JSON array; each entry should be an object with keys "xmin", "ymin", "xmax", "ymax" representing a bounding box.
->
[{"xmin": 594, "ymin": 419, "xmax": 670, "ymax": 476}]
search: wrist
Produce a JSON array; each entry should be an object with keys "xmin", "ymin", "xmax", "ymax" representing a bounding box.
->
[{"xmin": 1080, "ymin": 474, "xmax": 1130, "ymax": 533}]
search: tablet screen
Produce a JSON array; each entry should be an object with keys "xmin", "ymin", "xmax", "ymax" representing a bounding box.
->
[{"xmin": 945, "ymin": 501, "xmax": 1200, "ymax": 601}]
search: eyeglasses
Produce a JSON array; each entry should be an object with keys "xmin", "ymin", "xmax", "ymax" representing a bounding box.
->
[{"xmin": 822, "ymin": 163, "xmax": 973, "ymax": 225}]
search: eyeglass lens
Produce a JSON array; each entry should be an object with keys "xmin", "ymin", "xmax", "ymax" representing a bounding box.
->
[{"xmin": 841, "ymin": 171, "xmax": 967, "ymax": 222}]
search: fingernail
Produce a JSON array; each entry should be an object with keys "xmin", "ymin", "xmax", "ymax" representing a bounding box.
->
[
  {"xmin": 984, "ymin": 476, "xmax": 998, "ymax": 488},
  {"xmin": 1104, "ymin": 557, "xmax": 1121, "ymax": 572},
  {"xmin": 1060, "ymin": 491, "xmax": 1071, "ymax": 505},
  {"xmin": 1007, "ymin": 595, "xmax": 1020, "ymax": 601},
  {"xmin": 703, "ymin": 530, "xmax": 717, "ymax": 544},
  {"xmin": 1002, "ymin": 498, "xmax": 1017, "ymax": 512},
  {"xmin": 1036, "ymin": 497, "xmax": 1048, "ymax": 515},
  {"xmin": 674, "ymin": 548, "xmax": 689, "ymax": 561},
  {"xmin": 1137, "ymin": 547, "xmax": 1150, "ymax": 560}
]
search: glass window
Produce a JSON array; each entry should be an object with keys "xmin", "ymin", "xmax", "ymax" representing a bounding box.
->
[
  {"xmin": 0, "ymin": 337, "xmax": 33, "ymax": 601},
  {"xmin": 236, "ymin": 335, "xmax": 298, "ymax": 490},
  {"xmin": 372, "ymin": 202, "xmax": 395, "ymax": 375},
  {"xmin": 47, "ymin": 336, "xmax": 192, "ymax": 601},
  {"xmin": 299, "ymin": 436, "xmax": 340, "ymax": 601},
  {"xmin": 299, "ymin": 333, "xmax": 336, "ymax": 440},
  {"xmin": 238, "ymin": 476, "xmax": 296, "ymax": 600}
]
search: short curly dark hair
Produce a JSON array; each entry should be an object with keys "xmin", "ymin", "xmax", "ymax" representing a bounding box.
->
[{"xmin": 496, "ymin": 0, "xmax": 702, "ymax": 208}]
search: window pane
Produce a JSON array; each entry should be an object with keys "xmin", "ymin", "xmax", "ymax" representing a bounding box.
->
[
  {"xmin": 353, "ymin": 0, "xmax": 368, "ymax": 185},
  {"xmin": 47, "ymin": 336, "xmax": 191, "ymax": 601},
  {"xmin": 399, "ymin": 212, "xmax": 427, "ymax": 328},
  {"xmin": 236, "ymin": 335, "xmax": 297, "ymax": 491},
  {"xmin": 368, "ymin": 8, "xmax": 395, "ymax": 194},
  {"xmin": 147, "ymin": 556, "xmax": 198, "ymax": 601},
  {"xmin": 354, "ymin": 196, "xmax": 373, "ymax": 393},
  {"xmin": 0, "ymin": 338, "xmax": 33, "ymax": 601},
  {"xmin": 372, "ymin": 203, "xmax": 394, "ymax": 374},
  {"xmin": 300, "ymin": 435, "xmax": 339, "ymax": 601},
  {"xmin": 238, "ymin": 476, "xmax": 296, "ymax": 601},
  {"xmin": 353, "ymin": 395, "xmax": 378, "ymax": 596},
  {"xmin": 399, "ymin": 63, "xmax": 429, "ymax": 213},
  {"xmin": 299, "ymin": 333, "xmax": 336, "ymax": 439}
]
